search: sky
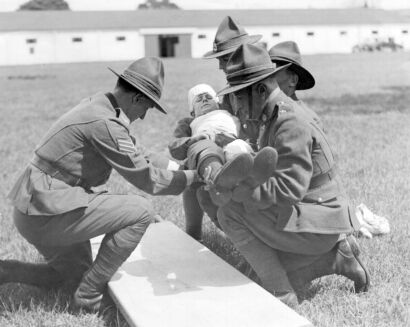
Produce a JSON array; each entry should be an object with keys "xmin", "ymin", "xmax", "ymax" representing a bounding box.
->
[{"xmin": 1, "ymin": 0, "xmax": 408, "ymax": 11}]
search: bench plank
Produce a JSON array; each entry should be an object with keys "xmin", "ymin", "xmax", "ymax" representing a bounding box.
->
[{"xmin": 92, "ymin": 221, "xmax": 313, "ymax": 327}]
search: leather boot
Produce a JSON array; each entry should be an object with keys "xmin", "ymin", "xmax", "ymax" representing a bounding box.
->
[
  {"xmin": 213, "ymin": 152, "xmax": 254, "ymax": 190},
  {"xmin": 287, "ymin": 235, "xmax": 370, "ymax": 293},
  {"xmin": 206, "ymin": 153, "xmax": 254, "ymax": 206},
  {"xmin": 73, "ymin": 236, "xmax": 132, "ymax": 312},
  {"xmin": 232, "ymin": 147, "xmax": 278, "ymax": 203},
  {"xmin": 0, "ymin": 260, "xmax": 64, "ymax": 288},
  {"xmin": 335, "ymin": 235, "xmax": 370, "ymax": 292}
]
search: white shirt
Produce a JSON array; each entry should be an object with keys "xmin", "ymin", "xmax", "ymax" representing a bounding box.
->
[{"xmin": 190, "ymin": 110, "xmax": 240, "ymax": 140}]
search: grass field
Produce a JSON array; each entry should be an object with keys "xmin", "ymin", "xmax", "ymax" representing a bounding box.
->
[{"xmin": 0, "ymin": 52, "xmax": 410, "ymax": 327}]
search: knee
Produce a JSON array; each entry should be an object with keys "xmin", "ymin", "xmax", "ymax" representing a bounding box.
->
[{"xmin": 124, "ymin": 196, "xmax": 155, "ymax": 228}]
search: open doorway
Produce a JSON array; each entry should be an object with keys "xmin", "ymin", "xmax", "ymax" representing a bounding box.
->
[
  {"xmin": 159, "ymin": 35, "xmax": 179, "ymax": 57},
  {"xmin": 145, "ymin": 33, "xmax": 192, "ymax": 57}
]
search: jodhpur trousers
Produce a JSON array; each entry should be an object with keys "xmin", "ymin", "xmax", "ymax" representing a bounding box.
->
[{"xmin": 13, "ymin": 193, "xmax": 153, "ymax": 282}]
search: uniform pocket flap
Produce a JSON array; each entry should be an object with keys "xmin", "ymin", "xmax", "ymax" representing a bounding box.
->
[{"xmin": 304, "ymin": 180, "xmax": 340, "ymax": 203}]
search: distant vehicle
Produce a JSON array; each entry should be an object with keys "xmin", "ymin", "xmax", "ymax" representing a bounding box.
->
[{"xmin": 352, "ymin": 37, "xmax": 404, "ymax": 52}]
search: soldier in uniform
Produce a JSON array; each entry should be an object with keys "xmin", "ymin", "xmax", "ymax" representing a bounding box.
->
[
  {"xmin": 0, "ymin": 57, "xmax": 202, "ymax": 312},
  {"xmin": 268, "ymin": 40, "xmax": 323, "ymax": 126},
  {"xmin": 215, "ymin": 44, "xmax": 370, "ymax": 307},
  {"xmin": 179, "ymin": 16, "xmax": 262, "ymax": 240}
]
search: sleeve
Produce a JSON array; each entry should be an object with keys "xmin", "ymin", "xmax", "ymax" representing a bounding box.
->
[
  {"xmin": 168, "ymin": 117, "xmax": 193, "ymax": 161},
  {"xmin": 253, "ymin": 114, "xmax": 313, "ymax": 207},
  {"xmin": 91, "ymin": 119, "xmax": 188, "ymax": 196}
]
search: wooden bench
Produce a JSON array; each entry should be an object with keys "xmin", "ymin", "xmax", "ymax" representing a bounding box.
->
[{"xmin": 91, "ymin": 221, "xmax": 313, "ymax": 327}]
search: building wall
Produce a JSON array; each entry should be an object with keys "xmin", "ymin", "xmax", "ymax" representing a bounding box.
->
[
  {"xmin": 1, "ymin": 23, "xmax": 409, "ymax": 66},
  {"xmin": 0, "ymin": 30, "xmax": 145, "ymax": 65}
]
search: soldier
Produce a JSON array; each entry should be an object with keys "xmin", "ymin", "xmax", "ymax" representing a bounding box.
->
[
  {"xmin": 0, "ymin": 57, "xmax": 203, "ymax": 312},
  {"xmin": 180, "ymin": 16, "xmax": 262, "ymax": 240},
  {"xmin": 215, "ymin": 44, "xmax": 370, "ymax": 307},
  {"xmin": 268, "ymin": 40, "xmax": 323, "ymax": 125}
]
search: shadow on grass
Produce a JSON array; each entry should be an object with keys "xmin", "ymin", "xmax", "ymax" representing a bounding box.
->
[{"xmin": 305, "ymin": 85, "xmax": 410, "ymax": 115}]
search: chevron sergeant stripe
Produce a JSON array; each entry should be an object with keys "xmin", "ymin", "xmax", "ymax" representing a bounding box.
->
[{"xmin": 117, "ymin": 138, "xmax": 135, "ymax": 153}]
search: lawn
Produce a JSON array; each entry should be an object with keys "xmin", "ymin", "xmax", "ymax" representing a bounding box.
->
[{"xmin": 0, "ymin": 51, "xmax": 409, "ymax": 326}]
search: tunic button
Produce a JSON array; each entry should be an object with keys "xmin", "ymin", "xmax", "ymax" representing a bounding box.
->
[{"xmin": 318, "ymin": 197, "xmax": 323, "ymax": 203}]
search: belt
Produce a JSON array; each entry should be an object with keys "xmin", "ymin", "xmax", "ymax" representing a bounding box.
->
[
  {"xmin": 309, "ymin": 168, "xmax": 335, "ymax": 189},
  {"xmin": 30, "ymin": 154, "xmax": 90, "ymax": 190}
]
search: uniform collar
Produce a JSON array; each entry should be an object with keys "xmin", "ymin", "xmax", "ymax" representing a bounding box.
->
[
  {"xmin": 105, "ymin": 92, "xmax": 130, "ymax": 127},
  {"xmin": 261, "ymin": 87, "xmax": 288, "ymax": 123}
]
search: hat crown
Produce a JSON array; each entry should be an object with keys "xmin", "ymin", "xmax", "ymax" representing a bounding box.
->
[
  {"xmin": 109, "ymin": 56, "xmax": 167, "ymax": 113},
  {"xmin": 214, "ymin": 16, "xmax": 247, "ymax": 45},
  {"xmin": 226, "ymin": 44, "xmax": 275, "ymax": 83},
  {"xmin": 268, "ymin": 41, "xmax": 302, "ymax": 65},
  {"xmin": 123, "ymin": 57, "xmax": 164, "ymax": 99}
]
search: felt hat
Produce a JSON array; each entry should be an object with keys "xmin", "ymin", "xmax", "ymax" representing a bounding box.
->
[
  {"xmin": 203, "ymin": 16, "xmax": 262, "ymax": 59},
  {"xmin": 268, "ymin": 41, "xmax": 315, "ymax": 90},
  {"xmin": 217, "ymin": 44, "xmax": 291, "ymax": 96},
  {"xmin": 108, "ymin": 57, "xmax": 167, "ymax": 114},
  {"xmin": 187, "ymin": 84, "xmax": 217, "ymax": 113}
]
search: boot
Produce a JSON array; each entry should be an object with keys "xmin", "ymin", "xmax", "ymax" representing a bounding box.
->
[
  {"xmin": 212, "ymin": 152, "xmax": 254, "ymax": 190},
  {"xmin": 73, "ymin": 237, "xmax": 132, "ymax": 312},
  {"xmin": 0, "ymin": 260, "xmax": 64, "ymax": 289},
  {"xmin": 232, "ymin": 147, "xmax": 278, "ymax": 202},
  {"xmin": 203, "ymin": 153, "xmax": 253, "ymax": 207},
  {"xmin": 287, "ymin": 235, "xmax": 370, "ymax": 293},
  {"xmin": 335, "ymin": 235, "xmax": 370, "ymax": 292}
]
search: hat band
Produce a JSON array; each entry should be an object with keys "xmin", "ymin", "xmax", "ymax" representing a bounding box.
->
[
  {"xmin": 271, "ymin": 55, "xmax": 301, "ymax": 66},
  {"xmin": 123, "ymin": 70, "xmax": 161, "ymax": 99},
  {"xmin": 214, "ymin": 34, "xmax": 250, "ymax": 52},
  {"xmin": 227, "ymin": 67, "xmax": 274, "ymax": 86}
]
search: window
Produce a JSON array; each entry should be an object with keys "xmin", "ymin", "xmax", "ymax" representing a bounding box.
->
[
  {"xmin": 72, "ymin": 37, "xmax": 83, "ymax": 43},
  {"xmin": 116, "ymin": 36, "xmax": 126, "ymax": 41},
  {"xmin": 371, "ymin": 30, "xmax": 378, "ymax": 35},
  {"xmin": 272, "ymin": 32, "xmax": 280, "ymax": 37},
  {"xmin": 26, "ymin": 38, "xmax": 37, "ymax": 44},
  {"xmin": 198, "ymin": 34, "xmax": 206, "ymax": 39},
  {"xmin": 340, "ymin": 30, "xmax": 347, "ymax": 36},
  {"xmin": 402, "ymin": 30, "xmax": 408, "ymax": 34},
  {"xmin": 307, "ymin": 32, "xmax": 315, "ymax": 37}
]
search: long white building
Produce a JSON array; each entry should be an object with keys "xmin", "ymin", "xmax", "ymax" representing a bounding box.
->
[{"xmin": 0, "ymin": 9, "xmax": 409, "ymax": 66}]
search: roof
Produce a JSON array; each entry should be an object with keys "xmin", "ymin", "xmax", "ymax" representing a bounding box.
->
[{"xmin": 0, "ymin": 9, "xmax": 409, "ymax": 32}]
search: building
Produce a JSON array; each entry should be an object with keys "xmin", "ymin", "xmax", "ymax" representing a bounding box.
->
[{"xmin": 0, "ymin": 9, "xmax": 409, "ymax": 66}]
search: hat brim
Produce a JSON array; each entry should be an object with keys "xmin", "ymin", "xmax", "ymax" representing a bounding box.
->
[
  {"xmin": 270, "ymin": 56, "xmax": 315, "ymax": 90},
  {"xmin": 203, "ymin": 35, "xmax": 262, "ymax": 59},
  {"xmin": 108, "ymin": 67, "xmax": 167, "ymax": 114},
  {"xmin": 217, "ymin": 63, "xmax": 291, "ymax": 97}
]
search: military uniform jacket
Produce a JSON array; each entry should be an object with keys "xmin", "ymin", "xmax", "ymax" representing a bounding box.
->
[
  {"xmin": 8, "ymin": 92, "xmax": 188, "ymax": 216},
  {"xmin": 253, "ymin": 89, "xmax": 359, "ymax": 234}
]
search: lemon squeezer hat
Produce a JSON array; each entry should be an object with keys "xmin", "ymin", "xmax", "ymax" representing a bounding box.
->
[
  {"xmin": 217, "ymin": 44, "xmax": 291, "ymax": 96},
  {"xmin": 268, "ymin": 41, "xmax": 315, "ymax": 90},
  {"xmin": 108, "ymin": 57, "xmax": 167, "ymax": 114},
  {"xmin": 203, "ymin": 16, "xmax": 262, "ymax": 59}
]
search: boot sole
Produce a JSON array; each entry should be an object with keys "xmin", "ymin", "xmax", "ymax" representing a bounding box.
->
[
  {"xmin": 250, "ymin": 147, "xmax": 278, "ymax": 185},
  {"xmin": 213, "ymin": 153, "xmax": 253, "ymax": 189}
]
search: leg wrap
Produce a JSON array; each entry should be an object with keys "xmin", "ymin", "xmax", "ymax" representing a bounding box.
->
[{"xmin": 186, "ymin": 139, "xmax": 224, "ymax": 171}]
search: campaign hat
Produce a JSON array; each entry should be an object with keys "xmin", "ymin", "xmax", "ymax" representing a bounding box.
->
[
  {"xmin": 217, "ymin": 44, "xmax": 290, "ymax": 96},
  {"xmin": 203, "ymin": 16, "xmax": 262, "ymax": 59},
  {"xmin": 108, "ymin": 57, "xmax": 167, "ymax": 114},
  {"xmin": 268, "ymin": 41, "xmax": 315, "ymax": 90}
]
